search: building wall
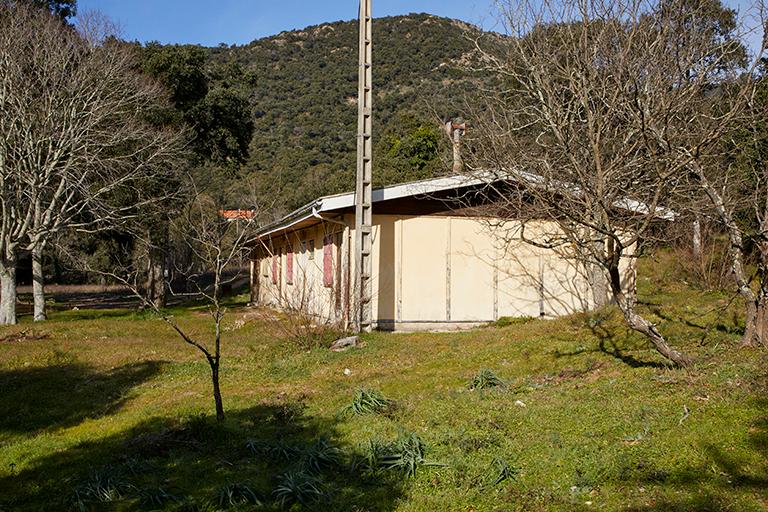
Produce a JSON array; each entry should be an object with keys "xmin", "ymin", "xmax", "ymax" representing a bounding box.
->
[
  {"xmin": 252, "ymin": 214, "xmax": 636, "ymax": 330},
  {"xmin": 251, "ymin": 219, "xmax": 349, "ymax": 326}
]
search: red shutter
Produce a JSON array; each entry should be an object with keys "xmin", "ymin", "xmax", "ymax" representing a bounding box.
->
[
  {"xmin": 272, "ymin": 253, "xmax": 278, "ymax": 284},
  {"xmin": 286, "ymin": 247, "xmax": 293, "ymax": 285},
  {"xmin": 323, "ymin": 235, "xmax": 333, "ymax": 287}
]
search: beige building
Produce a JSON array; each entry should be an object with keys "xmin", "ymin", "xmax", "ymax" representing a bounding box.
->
[{"xmin": 248, "ymin": 175, "xmax": 634, "ymax": 331}]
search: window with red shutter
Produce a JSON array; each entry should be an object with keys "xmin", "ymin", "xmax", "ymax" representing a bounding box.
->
[
  {"xmin": 272, "ymin": 253, "xmax": 278, "ymax": 285},
  {"xmin": 286, "ymin": 246, "xmax": 293, "ymax": 285},
  {"xmin": 323, "ymin": 235, "xmax": 333, "ymax": 287}
]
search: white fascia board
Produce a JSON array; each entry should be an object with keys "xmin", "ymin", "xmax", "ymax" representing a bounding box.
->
[{"xmin": 318, "ymin": 174, "xmax": 488, "ymax": 213}]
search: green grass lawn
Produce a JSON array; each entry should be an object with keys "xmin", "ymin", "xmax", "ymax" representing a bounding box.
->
[{"xmin": 1, "ymin": 252, "xmax": 767, "ymax": 511}]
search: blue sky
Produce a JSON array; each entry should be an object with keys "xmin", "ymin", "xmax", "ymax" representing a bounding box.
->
[
  {"xmin": 77, "ymin": 0, "xmax": 501, "ymax": 46},
  {"xmin": 77, "ymin": 0, "xmax": 762, "ymax": 56}
]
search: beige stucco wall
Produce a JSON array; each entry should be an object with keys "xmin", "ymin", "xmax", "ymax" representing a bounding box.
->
[{"xmin": 252, "ymin": 214, "xmax": 636, "ymax": 330}]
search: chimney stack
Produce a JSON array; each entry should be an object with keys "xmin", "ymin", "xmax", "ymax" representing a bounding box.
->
[{"xmin": 444, "ymin": 120, "xmax": 466, "ymax": 173}]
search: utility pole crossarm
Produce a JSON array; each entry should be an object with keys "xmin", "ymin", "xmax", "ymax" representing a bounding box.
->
[{"xmin": 355, "ymin": 0, "xmax": 373, "ymax": 333}]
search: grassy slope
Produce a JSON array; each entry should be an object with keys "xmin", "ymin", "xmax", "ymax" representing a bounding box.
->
[{"xmin": 0, "ymin": 252, "xmax": 766, "ymax": 511}]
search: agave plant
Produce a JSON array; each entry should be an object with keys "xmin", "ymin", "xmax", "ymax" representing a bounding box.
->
[
  {"xmin": 302, "ymin": 437, "xmax": 342, "ymax": 474},
  {"xmin": 72, "ymin": 467, "xmax": 135, "ymax": 507},
  {"xmin": 273, "ymin": 471, "xmax": 326, "ymax": 508},
  {"xmin": 468, "ymin": 369, "xmax": 506, "ymax": 390},
  {"xmin": 492, "ymin": 458, "xmax": 519, "ymax": 485},
  {"xmin": 365, "ymin": 432, "xmax": 445, "ymax": 478},
  {"xmin": 342, "ymin": 388, "xmax": 394, "ymax": 416}
]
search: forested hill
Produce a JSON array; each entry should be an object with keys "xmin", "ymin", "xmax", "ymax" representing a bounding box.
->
[{"xmin": 201, "ymin": 13, "xmax": 487, "ymax": 213}]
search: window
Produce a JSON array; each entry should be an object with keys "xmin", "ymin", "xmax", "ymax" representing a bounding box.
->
[
  {"xmin": 323, "ymin": 235, "xmax": 333, "ymax": 287},
  {"xmin": 308, "ymin": 239, "xmax": 315, "ymax": 259}
]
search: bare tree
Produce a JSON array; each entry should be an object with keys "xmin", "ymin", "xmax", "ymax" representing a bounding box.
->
[
  {"xmin": 463, "ymin": 0, "xmax": 763, "ymax": 365},
  {"xmin": 0, "ymin": 5, "xmax": 184, "ymax": 324},
  {"xmin": 691, "ymin": 63, "xmax": 768, "ymax": 347},
  {"xmin": 64, "ymin": 187, "xmax": 257, "ymax": 421}
]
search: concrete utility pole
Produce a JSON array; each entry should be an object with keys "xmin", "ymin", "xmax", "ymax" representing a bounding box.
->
[{"xmin": 355, "ymin": 0, "xmax": 373, "ymax": 332}]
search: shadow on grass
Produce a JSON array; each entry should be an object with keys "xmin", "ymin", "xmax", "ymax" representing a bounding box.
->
[
  {"xmin": 649, "ymin": 306, "xmax": 743, "ymax": 338},
  {"xmin": 595, "ymin": 338, "xmax": 668, "ymax": 369},
  {"xmin": 622, "ymin": 398, "xmax": 768, "ymax": 511},
  {"xmin": 0, "ymin": 401, "xmax": 406, "ymax": 511},
  {"xmin": 555, "ymin": 318, "xmax": 668, "ymax": 369},
  {"xmin": 0, "ymin": 361, "xmax": 163, "ymax": 436}
]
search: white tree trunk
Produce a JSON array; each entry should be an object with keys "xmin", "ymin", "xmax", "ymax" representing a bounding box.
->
[
  {"xmin": 692, "ymin": 216, "xmax": 702, "ymax": 260},
  {"xmin": 0, "ymin": 255, "xmax": 18, "ymax": 325},
  {"xmin": 32, "ymin": 243, "xmax": 46, "ymax": 321}
]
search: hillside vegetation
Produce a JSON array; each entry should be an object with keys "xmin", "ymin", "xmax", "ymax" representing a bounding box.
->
[
  {"xmin": 197, "ymin": 13, "xmax": 485, "ymax": 212},
  {"xmin": 0, "ymin": 252, "xmax": 766, "ymax": 511}
]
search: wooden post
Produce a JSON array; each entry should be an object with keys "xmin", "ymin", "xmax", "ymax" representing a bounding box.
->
[{"xmin": 355, "ymin": 0, "xmax": 373, "ymax": 332}]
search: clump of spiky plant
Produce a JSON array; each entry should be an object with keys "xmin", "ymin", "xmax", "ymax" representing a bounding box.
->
[
  {"xmin": 468, "ymin": 369, "xmax": 506, "ymax": 390},
  {"xmin": 364, "ymin": 432, "xmax": 445, "ymax": 478},
  {"xmin": 341, "ymin": 388, "xmax": 394, "ymax": 417},
  {"xmin": 217, "ymin": 482, "xmax": 263, "ymax": 507},
  {"xmin": 71, "ymin": 467, "xmax": 135, "ymax": 509},
  {"xmin": 492, "ymin": 458, "xmax": 519, "ymax": 485},
  {"xmin": 272, "ymin": 471, "xmax": 326, "ymax": 508},
  {"xmin": 246, "ymin": 438, "xmax": 301, "ymax": 462},
  {"xmin": 302, "ymin": 437, "xmax": 342, "ymax": 474}
]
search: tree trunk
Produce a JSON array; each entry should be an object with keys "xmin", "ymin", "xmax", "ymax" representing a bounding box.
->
[
  {"xmin": 209, "ymin": 358, "xmax": 224, "ymax": 421},
  {"xmin": 727, "ymin": 240, "xmax": 761, "ymax": 347},
  {"xmin": 590, "ymin": 259, "xmax": 609, "ymax": 308},
  {"xmin": 608, "ymin": 263, "xmax": 692, "ymax": 367},
  {"xmin": 692, "ymin": 216, "xmax": 702, "ymax": 260},
  {"xmin": 754, "ymin": 286, "xmax": 767, "ymax": 346},
  {"xmin": 32, "ymin": 243, "xmax": 46, "ymax": 321},
  {"xmin": 146, "ymin": 246, "xmax": 166, "ymax": 308},
  {"xmin": 695, "ymin": 167, "xmax": 760, "ymax": 348},
  {"xmin": 0, "ymin": 254, "xmax": 18, "ymax": 325},
  {"xmin": 745, "ymin": 239, "xmax": 768, "ymax": 347}
]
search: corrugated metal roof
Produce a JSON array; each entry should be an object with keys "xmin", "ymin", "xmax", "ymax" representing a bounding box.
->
[
  {"xmin": 252, "ymin": 174, "xmax": 489, "ymax": 240},
  {"xmin": 250, "ymin": 170, "xmax": 676, "ymax": 242}
]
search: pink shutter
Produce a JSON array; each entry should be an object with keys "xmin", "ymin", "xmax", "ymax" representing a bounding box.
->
[
  {"xmin": 323, "ymin": 235, "xmax": 333, "ymax": 287},
  {"xmin": 286, "ymin": 247, "xmax": 293, "ymax": 285},
  {"xmin": 272, "ymin": 253, "xmax": 278, "ymax": 284}
]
